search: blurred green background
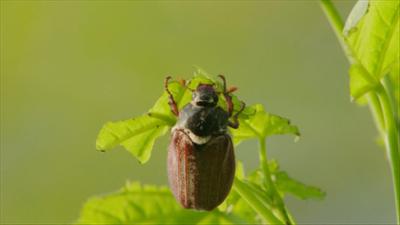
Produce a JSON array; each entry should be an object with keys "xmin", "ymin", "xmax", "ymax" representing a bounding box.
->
[{"xmin": 1, "ymin": 0, "xmax": 396, "ymax": 224}]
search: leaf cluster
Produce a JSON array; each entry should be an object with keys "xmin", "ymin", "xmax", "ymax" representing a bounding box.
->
[{"xmin": 78, "ymin": 69, "xmax": 325, "ymax": 224}]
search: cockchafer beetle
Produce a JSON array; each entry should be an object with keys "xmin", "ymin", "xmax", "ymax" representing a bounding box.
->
[{"xmin": 165, "ymin": 75, "xmax": 245, "ymax": 211}]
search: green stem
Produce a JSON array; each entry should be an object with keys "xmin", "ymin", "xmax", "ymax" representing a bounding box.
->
[
  {"xmin": 319, "ymin": 0, "xmax": 385, "ymax": 132},
  {"xmin": 377, "ymin": 86, "xmax": 400, "ymax": 224},
  {"xmin": 234, "ymin": 178, "xmax": 283, "ymax": 225},
  {"xmin": 382, "ymin": 75, "xmax": 400, "ymax": 129},
  {"xmin": 367, "ymin": 93, "xmax": 386, "ymax": 137},
  {"xmin": 320, "ymin": 0, "xmax": 385, "ymax": 137},
  {"xmin": 259, "ymin": 138, "xmax": 295, "ymax": 225},
  {"xmin": 319, "ymin": 0, "xmax": 354, "ymax": 64},
  {"xmin": 320, "ymin": 0, "xmax": 345, "ymax": 51},
  {"xmin": 320, "ymin": 0, "xmax": 400, "ymax": 223}
]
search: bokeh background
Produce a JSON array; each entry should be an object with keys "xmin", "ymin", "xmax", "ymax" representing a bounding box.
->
[{"xmin": 1, "ymin": 0, "xmax": 396, "ymax": 224}]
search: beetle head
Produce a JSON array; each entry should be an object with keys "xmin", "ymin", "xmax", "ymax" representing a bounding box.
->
[{"xmin": 192, "ymin": 84, "xmax": 218, "ymax": 107}]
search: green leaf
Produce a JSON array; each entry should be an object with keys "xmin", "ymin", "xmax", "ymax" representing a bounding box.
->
[
  {"xmin": 96, "ymin": 115, "xmax": 169, "ymax": 163},
  {"xmin": 218, "ymin": 161, "xmax": 262, "ymax": 224},
  {"xmin": 96, "ymin": 69, "xmax": 252, "ymax": 163},
  {"xmin": 95, "ymin": 73, "xmax": 218, "ymax": 164},
  {"xmin": 274, "ymin": 171, "xmax": 326, "ymax": 200},
  {"xmin": 349, "ymin": 64, "xmax": 378, "ymax": 100},
  {"xmin": 269, "ymin": 160, "xmax": 326, "ymax": 200},
  {"xmin": 95, "ymin": 80, "xmax": 186, "ymax": 164},
  {"xmin": 77, "ymin": 182, "xmax": 245, "ymax": 224},
  {"xmin": 227, "ymin": 159, "xmax": 325, "ymax": 224},
  {"xmin": 230, "ymin": 104, "xmax": 300, "ymax": 145},
  {"xmin": 344, "ymin": 0, "xmax": 400, "ymax": 100},
  {"xmin": 221, "ymin": 190, "xmax": 259, "ymax": 224},
  {"xmin": 343, "ymin": 0, "xmax": 369, "ymax": 35},
  {"xmin": 244, "ymin": 160, "xmax": 326, "ymax": 201},
  {"xmin": 388, "ymin": 62, "xmax": 400, "ymax": 127},
  {"xmin": 226, "ymin": 197, "xmax": 260, "ymax": 224}
]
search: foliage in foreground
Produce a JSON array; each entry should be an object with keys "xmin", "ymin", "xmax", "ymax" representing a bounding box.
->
[
  {"xmin": 321, "ymin": 0, "xmax": 399, "ymax": 223},
  {"xmin": 78, "ymin": 69, "xmax": 324, "ymax": 224}
]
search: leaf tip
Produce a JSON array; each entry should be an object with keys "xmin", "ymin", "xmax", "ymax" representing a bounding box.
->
[
  {"xmin": 95, "ymin": 140, "xmax": 108, "ymax": 152},
  {"xmin": 133, "ymin": 154, "xmax": 148, "ymax": 165}
]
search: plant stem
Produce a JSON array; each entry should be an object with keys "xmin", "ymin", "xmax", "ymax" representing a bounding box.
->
[
  {"xmin": 320, "ymin": 0, "xmax": 354, "ymax": 64},
  {"xmin": 319, "ymin": 1, "xmax": 386, "ymax": 132},
  {"xmin": 377, "ymin": 85, "xmax": 400, "ymax": 224},
  {"xmin": 367, "ymin": 93, "xmax": 386, "ymax": 137},
  {"xmin": 259, "ymin": 138, "xmax": 295, "ymax": 225},
  {"xmin": 320, "ymin": 0, "xmax": 345, "ymax": 51},
  {"xmin": 234, "ymin": 178, "xmax": 283, "ymax": 225},
  {"xmin": 320, "ymin": 0, "xmax": 400, "ymax": 223}
]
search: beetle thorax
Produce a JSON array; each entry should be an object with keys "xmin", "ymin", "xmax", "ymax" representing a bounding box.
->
[{"xmin": 173, "ymin": 105, "xmax": 229, "ymax": 145}]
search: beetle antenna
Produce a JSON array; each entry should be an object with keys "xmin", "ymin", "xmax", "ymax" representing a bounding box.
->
[{"xmin": 218, "ymin": 75, "xmax": 227, "ymax": 93}]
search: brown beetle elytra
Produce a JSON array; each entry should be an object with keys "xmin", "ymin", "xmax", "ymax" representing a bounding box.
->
[{"xmin": 165, "ymin": 75, "xmax": 245, "ymax": 211}]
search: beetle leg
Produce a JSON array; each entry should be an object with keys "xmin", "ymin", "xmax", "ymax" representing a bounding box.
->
[
  {"xmin": 218, "ymin": 75, "xmax": 234, "ymax": 117},
  {"xmin": 165, "ymin": 76, "xmax": 179, "ymax": 117},
  {"xmin": 228, "ymin": 101, "xmax": 246, "ymax": 129}
]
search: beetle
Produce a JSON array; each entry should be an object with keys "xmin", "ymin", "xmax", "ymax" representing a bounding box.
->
[{"xmin": 165, "ymin": 75, "xmax": 245, "ymax": 211}]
